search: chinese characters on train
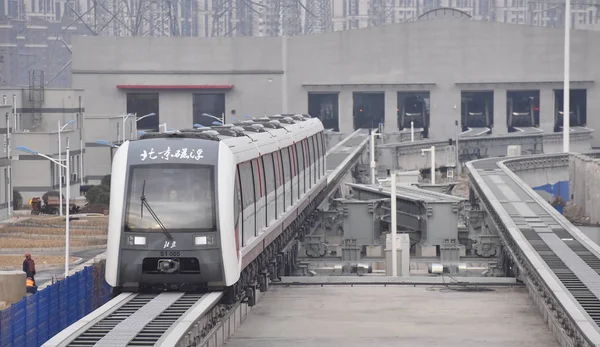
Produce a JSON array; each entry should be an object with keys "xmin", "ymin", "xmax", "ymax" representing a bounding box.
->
[{"xmin": 139, "ymin": 147, "xmax": 204, "ymax": 161}]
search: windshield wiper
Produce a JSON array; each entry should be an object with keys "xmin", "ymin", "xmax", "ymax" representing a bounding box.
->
[{"xmin": 140, "ymin": 180, "xmax": 173, "ymax": 240}]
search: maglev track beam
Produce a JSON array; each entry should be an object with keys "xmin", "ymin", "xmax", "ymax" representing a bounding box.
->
[{"xmin": 41, "ymin": 292, "xmax": 224, "ymax": 347}]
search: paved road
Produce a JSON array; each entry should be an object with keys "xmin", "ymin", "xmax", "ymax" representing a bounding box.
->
[{"xmin": 34, "ymin": 248, "xmax": 106, "ymax": 286}]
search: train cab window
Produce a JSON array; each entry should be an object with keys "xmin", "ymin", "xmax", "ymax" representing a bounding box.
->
[{"xmin": 124, "ymin": 164, "xmax": 216, "ymax": 231}]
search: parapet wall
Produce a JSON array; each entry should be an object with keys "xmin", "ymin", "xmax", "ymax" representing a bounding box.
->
[{"xmin": 569, "ymin": 154, "xmax": 600, "ymax": 224}]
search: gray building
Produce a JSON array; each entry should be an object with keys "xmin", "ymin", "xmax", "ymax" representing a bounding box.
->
[
  {"xmin": 71, "ymin": 15, "xmax": 600, "ymax": 159},
  {"xmin": 3, "ymin": 87, "xmax": 84, "ymax": 203}
]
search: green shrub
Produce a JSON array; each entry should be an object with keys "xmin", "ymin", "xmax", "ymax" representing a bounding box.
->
[{"xmin": 86, "ymin": 185, "xmax": 110, "ymax": 205}]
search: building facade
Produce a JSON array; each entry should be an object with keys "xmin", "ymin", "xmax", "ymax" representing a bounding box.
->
[
  {"xmin": 3, "ymin": 87, "xmax": 84, "ymax": 203},
  {"xmin": 72, "ymin": 17, "xmax": 600, "ymax": 147}
]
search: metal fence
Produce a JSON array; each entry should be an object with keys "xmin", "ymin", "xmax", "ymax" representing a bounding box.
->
[{"xmin": 0, "ymin": 261, "xmax": 111, "ymax": 347}]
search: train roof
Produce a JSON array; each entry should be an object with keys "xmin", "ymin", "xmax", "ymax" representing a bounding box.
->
[{"xmin": 135, "ymin": 114, "xmax": 324, "ymax": 163}]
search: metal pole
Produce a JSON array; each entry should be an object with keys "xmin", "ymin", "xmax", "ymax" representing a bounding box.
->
[
  {"xmin": 410, "ymin": 121, "xmax": 414, "ymax": 142},
  {"xmin": 122, "ymin": 114, "xmax": 126, "ymax": 142},
  {"xmin": 370, "ymin": 130, "xmax": 377, "ymax": 184},
  {"xmin": 6, "ymin": 112, "xmax": 10, "ymax": 216},
  {"xmin": 455, "ymin": 120, "xmax": 460, "ymax": 176},
  {"xmin": 563, "ymin": 0, "xmax": 571, "ymax": 153},
  {"xmin": 431, "ymin": 145, "xmax": 436, "ymax": 185},
  {"xmin": 58, "ymin": 120, "xmax": 63, "ymax": 217},
  {"xmin": 391, "ymin": 170, "xmax": 397, "ymax": 277},
  {"xmin": 65, "ymin": 137, "xmax": 70, "ymax": 278}
]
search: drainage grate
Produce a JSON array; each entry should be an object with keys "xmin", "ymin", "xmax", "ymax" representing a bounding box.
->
[
  {"xmin": 68, "ymin": 294, "xmax": 157, "ymax": 347},
  {"xmin": 127, "ymin": 293, "xmax": 205, "ymax": 346}
]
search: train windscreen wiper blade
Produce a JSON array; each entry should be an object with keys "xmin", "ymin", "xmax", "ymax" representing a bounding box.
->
[{"xmin": 140, "ymin": 180, "xmax": 173, "ymax": 240}]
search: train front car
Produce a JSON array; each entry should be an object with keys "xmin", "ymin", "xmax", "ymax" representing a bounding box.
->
[{"xmin": 105, "ymin": 134, "xmax": 240, "ymax": 295}]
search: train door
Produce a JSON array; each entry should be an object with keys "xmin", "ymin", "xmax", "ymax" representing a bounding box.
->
[
  {"xmin": 281, "ymin": 149, "xmax": 293, "ymax": 212},
  {"xmin": 262, "ymin": 154, "xmax": 276, "ymax": 227},
  {"xmin": 253, "ymin": 159, "xmax": 266, "ymax": 234},
  {"xmin": 291, "ymin": 145, "xmax": 299, "ymax": 204},
  {"xmin": 238, "ymin": 162, "xmax": 256, "ymax": 245},
  {"xmin": 295, "ymin": 142, "xmax": 305, "ymax": 196}
]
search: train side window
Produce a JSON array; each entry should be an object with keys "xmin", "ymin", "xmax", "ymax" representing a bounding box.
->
[
  {"xmin": 308, "ymin": 137, "xmax": 315, "ymax": 185},
  {"xmin": 274, "ymin": 152, "xmax": 282, "ymax": 188},
  {"xmin": 311, "ymin": 135, "xmax": 319, "ymax": 181},
  {"xmin": 281, "ymin": 148, "xmax": 291, "ymax": 208},
  {"xmin": 263, "ymin": 154, "xmax": 275, "ymax": 195},
  {"xmin": 314, "ymin": 135, "xmax": 319, "ymax": 180},
  {"xmin": 252, "ymin": 159, "xmax": 262, "ymax": 200},
  {"xmin": 239, "ymin": 162, "xmax": 254, "ymax": 209},
  {"xmin": 295, "ymin": 142, "xmax": 305, "ymax": 193}
]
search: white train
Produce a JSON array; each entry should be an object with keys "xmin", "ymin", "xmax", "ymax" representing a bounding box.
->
[{"xmin": 105, "ymin": 114, "xmax": 327, "ymax": 301}]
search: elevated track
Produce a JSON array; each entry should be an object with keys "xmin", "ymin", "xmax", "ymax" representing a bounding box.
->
[{"xmin": 466, "ymin": 153, "xmax": 600, "ymax": 347}]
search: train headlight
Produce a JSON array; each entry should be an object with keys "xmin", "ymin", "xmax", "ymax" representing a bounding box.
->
[
  {"xmin": 194, "ymin": 235, "xmax": 215, "ymax": 246},
  {"xmin": 127, "ymin": 235, "xmax": 147, "ymax": 246}
]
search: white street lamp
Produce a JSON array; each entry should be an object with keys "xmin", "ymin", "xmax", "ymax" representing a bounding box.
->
[
  {"xmin": 122, "ymin": 113, "xmax": 133, "ymax": 143},
  {"xmin": 17, "ymin": 142, "xmax": 71, "ymax": 278},
  {"xmin": 58, "ymin": 119, "xmax": 75, "ymax": 216},
  {"xmin": 370, "ymin": 129, "xmax": 382, "ymax": 184},
  {"xmin": 132, "ymin": 113, "xmax": 156, "ymax": 140}
]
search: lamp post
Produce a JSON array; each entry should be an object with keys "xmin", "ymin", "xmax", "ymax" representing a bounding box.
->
[
  {"xmin": 131, "ymin": 113, "xmax": 156, "ymax": 139},
  {"xmin": 378, "ymin": 172, "xmax": 398, "ymax": 277},
  {"xmin": 421, "ymin": 146, "xmax": 436, "ymax": 185},
  {"xmin": 370, "ymin": 129, "xmax": 382, "ymax": 184},
  {"xmin": 17, "ymin": 142, "xmax": 71, "ymax": 278},
  {"xmin": 122, "ymin": 113, "xmax": 133, "ymax": 143},
  {"xmin": 58, "ymin": 119, "xmax": 75, "ymax": 216},
  {"xmin": 563, "ymin": 0, "xmax": 571, "ymax": 153}
]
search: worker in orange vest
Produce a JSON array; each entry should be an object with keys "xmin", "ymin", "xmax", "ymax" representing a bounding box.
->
[{"xmin": 26, "ymin": 277, "xmax": 37, "ymax": 294}]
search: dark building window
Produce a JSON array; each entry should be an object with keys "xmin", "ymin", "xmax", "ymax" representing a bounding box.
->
[
  {"xmin": 308, "ymin": 93, "xmax": 339, "ymax": 131},
  {"xmin": 353, "ymin": 92, "xmax": 385, "ymax": 130},
  {"xmin": 192, "ymin": 93, "xmax": 226, "ymax": 126},
  {"xmin": 126, "ymin": 93, "xmax": 159, "ymax": 130}
]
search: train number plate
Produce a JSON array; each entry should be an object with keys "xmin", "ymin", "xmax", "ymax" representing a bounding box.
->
[{"xmin": 158, "ymin": 251, "xmax": 181, "ymax": 257}]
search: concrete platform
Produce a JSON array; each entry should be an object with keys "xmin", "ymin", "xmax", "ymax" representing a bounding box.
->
[
  {"xmin": 275, "ymin": 275, "xmax": 520, "ymax": 286},
  {"xmin": 225, "ymin": 285, "xmax": 560, "ymax": 347}
]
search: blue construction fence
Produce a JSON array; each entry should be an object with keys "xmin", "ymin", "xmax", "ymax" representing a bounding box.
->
[
  {"xmin": 0, "ymin": 260, "xmax": 111, "ymax": 347},
  {"xmin": 532, "ymin": 180, "xmax": 570, "ymax": 214}
]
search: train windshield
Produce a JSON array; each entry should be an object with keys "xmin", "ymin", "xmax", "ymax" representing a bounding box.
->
[{"xmin": 124, "ymin": 165, "xmax": 216, "ymax": 231}]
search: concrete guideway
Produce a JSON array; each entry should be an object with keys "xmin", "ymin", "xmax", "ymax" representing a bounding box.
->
[
  {"xmin": 224, "ymin": 285, "xmax": 560, "ymax": 347},
  {"xmin": 466, "ymin": 153, "xmax": 600, "ymax": 347}
]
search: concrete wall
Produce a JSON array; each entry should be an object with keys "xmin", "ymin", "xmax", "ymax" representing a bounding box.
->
[
  {"xmin": 569, "ymin": 154, "xmax": 600, "ymax": 224},
  {"xmin": 83, "ymin": 115, "xmax": 124, "ymax": 184},
  {"xmin": 72, "ymin": 18, "xmax": 600, "ymax": 146}
]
